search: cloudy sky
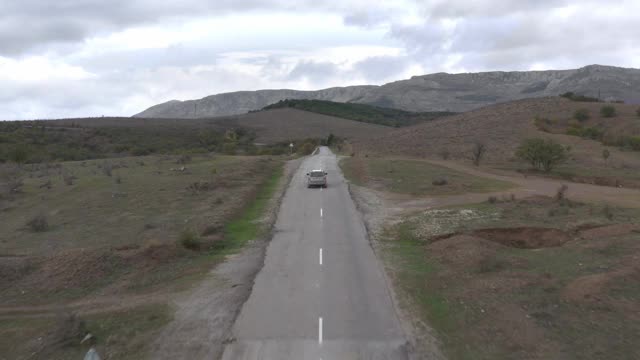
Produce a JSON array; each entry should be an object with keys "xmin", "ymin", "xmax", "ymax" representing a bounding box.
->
[{"xmin": 1, "ymin": 0, "xmax": 639, "ymax": 119}]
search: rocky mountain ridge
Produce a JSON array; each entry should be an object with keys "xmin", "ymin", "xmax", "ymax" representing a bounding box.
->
[{"xmin": 134, "ymin": 65, "xmax": 640, "ymax": 118}]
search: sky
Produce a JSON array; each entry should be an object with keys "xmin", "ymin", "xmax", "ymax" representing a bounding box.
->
[{"xmin": 1, "ymin": 0, "xmax": 639, "ymax": 120}]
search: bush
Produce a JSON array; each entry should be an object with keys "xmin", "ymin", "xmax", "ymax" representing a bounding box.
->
[
  {"xmin": 298, "ymin": 142, "xmax": 316, "ymax": 155},
  {"xmin": 488, "ymin": 196, "xmax": 498, "ymax": 204},
  {"xmin": 102, "ymin": 163, "xmax": 112, "ymax": 177},
  {"xmin": 516, "ymin": 138, "xmax": 568, "ymax": 172},
  {"xmin": 555, "ymin": 184, "xmax": 568, "ymax": 202},
  {"xmin": 439, "ymin": 149, "xmax": 450, "ymax": 160},
  {"xmin": 432, "ymin": 178, "xmax": 448, "ymax": 186},
  {"xmin": 179, "ymin": 229, "xmax": 201, "ymax": 250},
  {"xmin": 636, "ymin": 107, "xmax": 640, "ymax": 117},
  {"xmin": 470, "ymin": 142, "xmax": 486, "ymax": 166},
  {"xmin": 573, "ymin": 108, "xmax": 590, "ymax": 122},
  {"xmin": 600, "ymin": 105, "xmax": 617, "ymax": 118},
  {"xmin": 565, "ymin": 126, "xmax": 603, "ymax": 140},
  {"xmin": 177, "ymin": 154, "xmax": 192, "ymax": 164},
  {"xmin": 27, "ymin": 213, "xmax": 49, "ymax": 232},
  {"xmin": 534, "ymin": 116, "xmax": 553, "ymax": 132},
  {"xmin": 222, "ymin": 142, "xmax": 237, "ymax": 155}
]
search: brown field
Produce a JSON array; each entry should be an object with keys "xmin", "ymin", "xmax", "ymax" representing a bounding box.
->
[
  {"xmin": 50, "ymin": 107, "xmax": 391, "ymax": 144},
  {"xmin": 382, "ymin": 197, "xmax": 640, "ymax": 360},
  {"xmin": 353, "ymin": 97, "xmax": 640, "ymax": 187},
  {"xmin": 0, "ymin": 154, "xmax": 284, "ymax": 359}
]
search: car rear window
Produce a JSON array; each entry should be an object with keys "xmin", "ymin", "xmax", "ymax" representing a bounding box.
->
[{"xmin": 310, "ymin": 171, "xmax": 325, "ymax": 177}]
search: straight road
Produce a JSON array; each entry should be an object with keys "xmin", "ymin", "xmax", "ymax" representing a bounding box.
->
[{"xmin": 222, "ymin": 147, "xmax": 408, "ymax": 359}]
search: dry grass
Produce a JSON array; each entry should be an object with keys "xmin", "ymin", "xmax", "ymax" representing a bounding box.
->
[
  {"xmin": 0, "ymin": 153, "xmax": 283, "ymax": 358},
  {"xmin": 354, "ymin": 97, "xmax": 640, "ymax": 187},
  {"xmin": 382, "ymin": 197, "xmax": 640, "ymax": 360}
]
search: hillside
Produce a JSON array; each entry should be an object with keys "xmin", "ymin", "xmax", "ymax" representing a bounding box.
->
[
  {"xmin": 135, "ymin": 86, "xmax": 376, "ymax": 118},
  {"xmin": 353, "ymin": 97, "xmax": 640, "ymax": 186},
  {"xmin": 211, "ymin": 108, "xmax": 391, "ymax": 144},
  {"xmin": 135, "ymin": 65, "xmax": 640, "ymax": 118},
  {"xmin": 260, "ymin": 99, "xmax": 455, "ymax": 127}
]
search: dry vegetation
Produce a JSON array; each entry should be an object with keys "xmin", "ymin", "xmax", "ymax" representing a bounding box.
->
[
  {"xmin": 383, "ymin": 195, "xmax": 640, "ymax": 360},
  {"xmin": 0, "ymin": 154, "xmax": 283, "ymax": 358},
  {"xmin": 353, "ymin": 97, "xmax": 640, "ymax": 188}
]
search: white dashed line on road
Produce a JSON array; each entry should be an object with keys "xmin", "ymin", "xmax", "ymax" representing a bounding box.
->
[
  {"xmin": 318, "ymin": 317, "xmax": 323, "ymax": 345},
  {"xmin": 320, "ymin": 208, "xmax": 323, "ymax": 218},
  {"xmin": 319, "ymin": 248, "xmax": 323, "ymax": 265}
]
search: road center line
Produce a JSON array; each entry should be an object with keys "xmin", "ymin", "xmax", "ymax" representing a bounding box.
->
[
  {"xmin": 319, "ymin": 248, "xmax": 323, "ymax": 265},
  {"xmin": 318, "ymin": 317, "xmax": 323, "ymax": 345},
  {"xmin": 320, "ymin": 208, "xmax": 323, "ymax": 218}
]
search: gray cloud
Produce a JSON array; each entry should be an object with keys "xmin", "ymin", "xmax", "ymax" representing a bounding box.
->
[
  {"xmin": 353, "ymin": 56, "xmax": 411, "ymax": 82},
  {"xmin": 287, "ymin": 61, "xmax": 342, "ymax": 83},
  {"xmin": 2, "ymin": 0, "xmax": 640, "ymax": 119}
]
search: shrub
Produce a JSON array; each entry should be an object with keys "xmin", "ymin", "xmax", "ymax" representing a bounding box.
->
[
  {"xmin": 600, "ymin": 105, "xmax": 617, "ymax": 118},
  {"xmin": 102, "ymin": 163, "xmax": 112, "ymax": 177},
  {"xmin": 179, "ymin": 229, "xmax": 201, "ymax": 250},
  {"xmin": 432, "ymin": 178, "xmax": 448, "ymax": 186},
  {"xmin": 573, "ymin": 108, "xmax": 590, "ymax": 122},
  {"xmin": 222, "ymin": 142, "xmax": 237, "ymax": 155},
  {"xmin": 298, "ymin": 142, "xmax": 316, "ymax": 155},
  {"xmin": 602, "ymin": 149, "xmax": 610, "ymax": 163},
  {"xmin": 27, "ymin": 213, "xmax": 49, "ymax": 232},
  {"xmin": 534, "ymin": 116, "xmax": 553, "ymax": 132},
  {"xmin": 488, "ymin": 196, "xmax": 498, "ymax": 204},
  {"xmin": 177, "ymin": 154, "xmax": 192, "ymax": 164},
  {"xmin": 63, "ymin": 173, "xmax": 74, "ymax": 186},
  {"xmin": 636, "ymin": 107, "xmax": 640, "ymax": 117},
  {"xmin": 566, "ymin": 126, "xmax": 604, "ymax": 140},
  {"xmin": 439, "ymin": 149, "xmax": 450, "ymax": 160},
  {"xmin": 602, "ymin": 205, "xmax": 613, "ymax": 220},
  {"xmin": 470, "ymin": 142, "xmax": 486, "ymax": 166},
  {"xmin": 555, "ymin": 184, "xmax": 568, "ymax": 202},
  {"xmin": 516, "ymin": 138, "xmax": 568, "ymax": 172}
]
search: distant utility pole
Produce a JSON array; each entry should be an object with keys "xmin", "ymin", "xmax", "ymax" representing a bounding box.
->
[{"xmin": 194, "ymin": 102, "xmax": 197, "ymax": 117}]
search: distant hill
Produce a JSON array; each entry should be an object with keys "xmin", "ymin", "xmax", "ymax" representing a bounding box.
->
[
  {"xmin": 353, "ymin": 96, "xmax": 640, "ymax": 165},
  {"xmin": 134, "ymin": 65, "xmax": 640, "ymax": 118},
  {"xmin": 210, "ymin": 108, "xmax": 391, "ymax": 144},
  {"xmin": 47, "ymin": 108, "xmax": 391, "ymax": 145},
  {"xmin": 259, "ymin": 99, "xmax": 455, "ymax": 127}
]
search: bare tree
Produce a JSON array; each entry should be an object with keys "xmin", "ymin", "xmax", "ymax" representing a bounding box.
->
[{"xmin": 470, "ymin": 142, "xmax": 487, "ymax": 166}]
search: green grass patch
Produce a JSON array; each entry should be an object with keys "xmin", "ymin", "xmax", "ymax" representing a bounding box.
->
[
  {"xmin": 223, "ymin": 164, "xmax": 284, "ymax": 251},
  {"xmin": 341, "ymin": 157, "xmax": 515, "ymax": 196}
]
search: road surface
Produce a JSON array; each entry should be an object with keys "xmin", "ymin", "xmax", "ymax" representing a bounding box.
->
[{"xmin": 222, "ymin": 147, "xmax": 408, "ymax": 359}]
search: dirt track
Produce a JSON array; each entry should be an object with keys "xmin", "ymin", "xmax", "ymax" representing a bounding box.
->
[{"xmin": 378, "ymin": 158, "xmax": 640, "ymax": 215}]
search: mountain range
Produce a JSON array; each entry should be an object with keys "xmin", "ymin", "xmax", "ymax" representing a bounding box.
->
[{"xmin": 134, "ymin": 65, "xmax": 640, "ymax": 118}]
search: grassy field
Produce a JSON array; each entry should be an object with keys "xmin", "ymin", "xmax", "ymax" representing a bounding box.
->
[
  {"xmin": 341, "ymin": 157, "xmax": 515, "ymax": 196},
  {"xmin": 0, "ymin": 153, "xmax": 285, "ymax": 358},
  {"xmin": 381, "ymin": 196, "xmax": 640, "ymax": 360}
]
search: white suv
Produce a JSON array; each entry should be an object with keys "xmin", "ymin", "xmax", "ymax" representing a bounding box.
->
[{"xmin": 306, "ymin": 169, "xmax": 327, "ymax": 188}]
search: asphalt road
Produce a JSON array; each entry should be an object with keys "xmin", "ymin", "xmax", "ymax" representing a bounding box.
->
[{"xmin": 221, "ymin": 147, "xmax": 408, "ymax": 360}]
